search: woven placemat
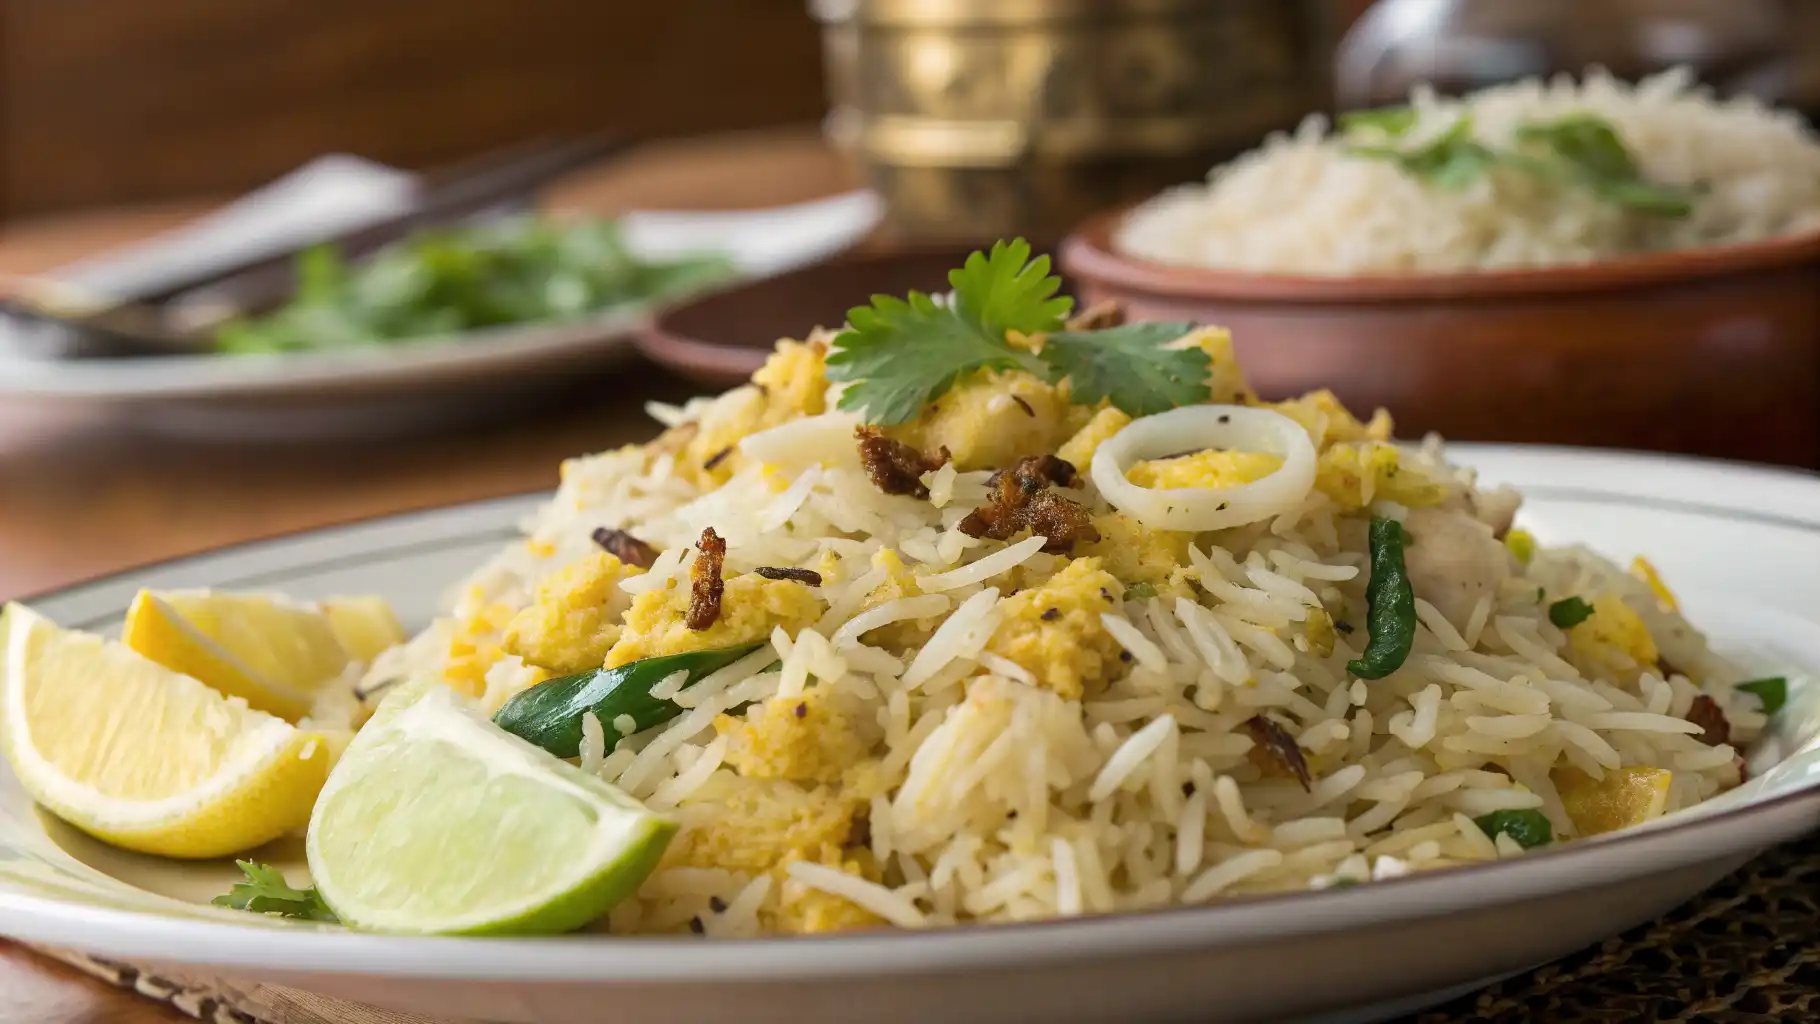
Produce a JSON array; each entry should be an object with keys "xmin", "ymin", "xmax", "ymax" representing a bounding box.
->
[{"xmin": 36, "ymin": 830, "xmax": 1820, "ymax": 1024}]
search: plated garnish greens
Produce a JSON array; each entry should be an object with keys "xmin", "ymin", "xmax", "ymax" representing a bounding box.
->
[
  {"xmin": 214, "ymin": 217, "xmax": 733, "ymax": 354},
  {"xmin": 0, "ymin": 241, "xmax": 1797, "ymax": 938}
]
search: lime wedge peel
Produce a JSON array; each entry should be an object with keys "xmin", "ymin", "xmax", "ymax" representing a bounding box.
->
[{"xmin": 306, "ymin": 680, "xmax": 676, "ymax": 936}]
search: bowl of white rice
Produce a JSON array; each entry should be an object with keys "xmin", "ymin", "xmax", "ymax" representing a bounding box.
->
[{"xmin": 1059, "ymin": 69, "xmax": 1820, "ymax": 467}]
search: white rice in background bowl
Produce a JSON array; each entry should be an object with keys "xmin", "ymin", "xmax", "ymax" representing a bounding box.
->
[{"xmin": 1116, "ymin": 67, "xmax": 1820, "ymax": 275}]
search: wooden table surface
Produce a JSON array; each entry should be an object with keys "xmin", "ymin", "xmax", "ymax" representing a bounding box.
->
[{"xmin": 0, "ymin": 128, "xmax": 860, "ymax": 1024}]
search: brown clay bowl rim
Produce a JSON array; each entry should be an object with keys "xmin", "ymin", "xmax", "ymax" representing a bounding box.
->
[{"xmin": 1061, "ymin": 208, "xmax": 1820, "ymax": 305}]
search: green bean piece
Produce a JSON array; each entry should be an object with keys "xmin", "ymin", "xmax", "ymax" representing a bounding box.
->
[
  {"xmin": 1347, "ymin": 516, "xmax": 1417, "ymax": 681},
  {"xmin": 493, "ymin": 644, "xmax": 767, "ymax": 758},
  {"xmin": 1548, "ymin": 596, "xmax": 1595, "ymax": 629}
]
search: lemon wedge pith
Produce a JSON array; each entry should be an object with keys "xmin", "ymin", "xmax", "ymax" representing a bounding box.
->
[
  {"xmin": 1, "ymin": 602, "xmax": 332, "ymax": 859},
  {"xmin": 122, "ymin": 590, "xmax": 355, "ymax": 722}
]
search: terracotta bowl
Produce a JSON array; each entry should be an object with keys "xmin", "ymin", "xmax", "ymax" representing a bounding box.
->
[
  {"xmin": 1061, "ymin": 211, "xmax": 1820, "ymax": 468},
  {"xmin": 638, "ymin": 248, "xmax": 980, "ymax": 390}
]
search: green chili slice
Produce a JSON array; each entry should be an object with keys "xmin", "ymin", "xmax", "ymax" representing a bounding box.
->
[
  {"xmin": 492, "ymin": 643, "xmax": 768, "ymax": 758},
  {"xmin": 1474, "ymin": 809, "xmax": 1554, "ymax": 849},
  {"xmin": 1347, "ymin": 516, "xmax": 1417, "ymax": 681}
]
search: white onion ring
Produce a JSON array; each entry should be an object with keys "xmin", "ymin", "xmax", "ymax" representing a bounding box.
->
[{"xmin": 1089, "ymin": 405, "xmax": 1316, "ymax": 531}]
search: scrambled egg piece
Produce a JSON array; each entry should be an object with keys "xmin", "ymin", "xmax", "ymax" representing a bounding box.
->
[
  {"xmin": 1268, "ymin": 389, "xmax": 1392, "ymax": 449},
  {"xmin": 714, "ymin": 686, "xmax": 868, "ymax": 784},
  {"xmin": 665, "ymin": 776, "xmax": 862, "ymax": 875},
  {"xmin": 1314, "ymin": 442, "xmax": 1449, "ymax": 512},
  {"xmin": 1180, "ymin": 326, "xmax": 1258, "ymax": 405},
  {"xmin": 751, "ymin": 338, "xmax": 828, "ymax": 421},
  {"xmin": 773, "ymin": 854, "xmax": 885, "ymax": 933},
  {"xmin": 887, "ymin": 368, "xmax": 1072, "ymax": 471},
  {"xmin": 857, "ymin": 549, "xmax": 940, "ymax": 649},
  {"xmin": 1554, "ymin": 766, "xmax": 1672, "ymax": 837},
  {"xmin": 501, "ymin": 553, "xmax": 636, "ymax": 674},
  {"xmin": 443, "ymin": 596, "xmax": 518, "ymax": 698},
  {"xmin": 1126, "ymin": 449, "xmax": 1282, "ymax": 489},
  {"xmin": 604, "ymin": 573, "xmax": 822, "ymax": 669},
  {"xmin": 1630, "ymin": 556, "xmax": 1679, "ymax": 612},
  {"xmin": 673, "ymin": 339, "xmax": 832, "ymax": 488},
  {"xmin": 1079, "ymin": 512, "xmax": 1192, "ymax": 589},
  {"xmin": 1056, "ymin": 406, "xmax": 1131, "ymax": 469},
  {"xmin": 985, "ymin": 558, "xmax": 1125, "ymax": 699},
  {"xmin": 1568, "ymin": 593, "xmax": 1660, "ymax": 685},
  {"xmin": 1305, "ymin": 606, "xmax": 1337, "ymax": 658}
]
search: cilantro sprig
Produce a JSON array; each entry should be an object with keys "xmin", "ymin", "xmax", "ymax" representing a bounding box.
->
[
  {"xmin": 1344, "ymin": 109, "xmax": 1700, "ymax": 216},
  {"xmin": 212, "ymin": 860, "xmax": 340, "ymax": 923},
  {"xmin": 825, "ymin": 239, "xmax": 1207, "ymax": 425}
]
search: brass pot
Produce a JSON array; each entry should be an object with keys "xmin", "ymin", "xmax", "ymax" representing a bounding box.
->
[{"xmin": 812, "ymin": 0, "xmax": 1324, "ymax": 244}]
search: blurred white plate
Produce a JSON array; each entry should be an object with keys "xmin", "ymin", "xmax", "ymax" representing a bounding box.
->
[
  {"xmin": 0, "ymin": 182, "xmax": 881, "ymax": 439},
  {"xmin": 3, "ymin": 445, "xmax": 1820, "ymax": 1024}
]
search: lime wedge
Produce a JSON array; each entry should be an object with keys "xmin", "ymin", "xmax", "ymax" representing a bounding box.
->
[{"xmin": 305, "ymin": 680, "xmax": 675, "ymax": 935}]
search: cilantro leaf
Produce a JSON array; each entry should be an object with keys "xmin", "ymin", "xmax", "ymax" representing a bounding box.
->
[
  {"xmin": 1737, "ymin": 677, "xmax": 1788, "ymax": 716},
  {"xmin": 826, "ymin": 291, "xmax": 1043, "ymax": 425},
  {"xmin": 1548, "ymin": 596, "xmax": 1595, "ymax": 629},
  {"xmin": 1039, "ymin": 322, "xmax": 1210, "ymax": 417},
  {"xmin": 1350, "ymin": 115, "xmax": 1496, "ymax": 191},
  {"xmin": 1339, "ymin": 105, "xmax": 1419, "ymax": 137},
  {"xmin": 948, "ymin": 238, "xmax": 1073, "ymax": 340},
  {"xmin": 212, "ymin": 860, "xmax": 339, "ymax": 923}
]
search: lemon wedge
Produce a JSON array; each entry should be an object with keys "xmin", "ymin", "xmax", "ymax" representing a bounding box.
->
[
  {"xmin": 1, "ymin": 602, "xmax": 334, "ymax": 859},
  {"xmin": 122, "ymin": 590, "xmax": 355, "ymax": 722},
  {"xmin": 322, "ymin": 596, "xmax": 406, "ymax": 664}
]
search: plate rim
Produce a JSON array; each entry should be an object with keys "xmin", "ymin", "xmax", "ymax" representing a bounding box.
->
[{"xmin": 5, "ymin": 442, "xmax": 1820, "ymax": 982}]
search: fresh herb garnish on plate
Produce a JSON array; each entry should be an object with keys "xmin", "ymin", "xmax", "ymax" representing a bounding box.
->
[
  {"xmin": 1474, "ymin": 808, "xmax": 1554, "ymax": 849},
  {"xmin": 825, "ymin": 239, "xmax": 1207, "ymax": 424},
  {"xmin": 214, "ymin": 217, "xmax": 734, "ymax": 355},
  {"xmin": 213, "ymin": 859, "xmax": 340, "ymax": 923},
  {"xmin": 1345, "ymin": 110, "xmax": 1700, "ymax": 216}
]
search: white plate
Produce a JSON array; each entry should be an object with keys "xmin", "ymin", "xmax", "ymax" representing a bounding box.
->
[
  {"xmin": 0, "ymin": 192, "xmax": 883, "ymax": 440},
  {"xmin": 4, "ymin": 444, "xmax": 1820, "ymax": 1024}
]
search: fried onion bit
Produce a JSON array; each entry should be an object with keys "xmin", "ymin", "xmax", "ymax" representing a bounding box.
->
[
  {"xmin": 591, "ymin": 527, "xmax": 659, "ymax": 569},
  {"xmin": 958, "ymin": 454, "xmax": 1098, "ymax": 554},
  {"xmin": 1686, "ymin": 695, "xmax": 1731, "ymax": 747},
  {"xmin": 1064, "ymin": 299, "xmax": 1127, "ymax": 331},
  {"xmin": 856, "ymin": 427, "xmax": 951, "ymax": 499},
  {"xmin": 1243, "ymin": 715, "xmax": 1312, "ymax": 792},
  {"xmin": 755, "ymin": 566, "xmax": 823, "ymax": 586},
  {"xmin": 686, "ymin": 527, "xmax": 727, "ymax": 631}
]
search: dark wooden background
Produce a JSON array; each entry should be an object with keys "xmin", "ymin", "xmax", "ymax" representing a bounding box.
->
[{"xmin": 0, "ymin": 0, "xmax": 829, "ymax": 221}]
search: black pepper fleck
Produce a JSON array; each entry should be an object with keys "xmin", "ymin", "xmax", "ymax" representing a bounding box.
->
[
  {"xmin": 702, "ymin": 446, "xmax": 734, "ymax": 471},
  {"xmin": 1041, "ymin": 607, "xmax": 1061, "ymax": 621},
  {"xmin": 1011, "ymin": 395, "xmax": 1036, "ymax": 417},
  {"xmin": 1182, "ymin": 781, "xmax": 1196, "ymax": 796},
  {"xmin": 1335, "ymin": 620, "xmax": 1355, "ymax": 634},
  {"xmin": 688, "ymin": 916, "xmax": 705, "ymax": 934},
  {"xmin": 1119, "ymin": 650, "xmax": 1133, "ymax": 662},
  {"xmin": 1217, "ymin": 414, "xmax": 1230, "ymax": 424},
  {"xmin": 794, "ymin": 702, "xmax": 808, "ymax": 719},
  {"xmin": 708, "ymin": 896, "xmax": 728, "ymax": 913},
  {"xmin": 1006, "ymin": 809, "xmax": 1018, "ymax": 820},
  {"xmin": 1100, "ymin": 588, "xmax": 1114, "ymax": 602}
]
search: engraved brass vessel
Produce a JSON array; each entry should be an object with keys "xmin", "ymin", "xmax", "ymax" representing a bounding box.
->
[{"xmin": 813, "ymin": 0, "xmax": 1326, "ymax": 243}]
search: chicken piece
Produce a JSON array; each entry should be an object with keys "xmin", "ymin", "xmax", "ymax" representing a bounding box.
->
[
  {"xmin": 1553, "ymin": 766, "xmax": 1672, "ymax": 837},
  {"xmin": 501, "ymin": 553, "xmax": 636, "ymax": 674},
  {"xmin": 886, "ymin": 368, "xmax": 1072, "ymax": 471},
  {"xmin": 1315, "ymin": 443, "xmax": 1451, "ymax": 512},
  {"xmin": 714, "ymin": 686, "xmax": 869, "ymax": 784},
  {"xmin": 1078, "ymin": 512, "xmax": 1192, "ymax": 589},
  {"xmin": 1055, "ymin": 406, "xmax": 1132, "ymax": 469},
  {"xmin": 604, "ymin": 572, "xmax": 821, "ymax": 668},
  {"xmin": 1400, "ymin": 507, "xmax": 1511, "ymax": 632},
  {"xmin": 985, "ymin": 558, "xmax": 1126, "ymax": 699},
  {"xmin": 1125, "ymin": 449, "xmax": 1282, "ymax": 489}
]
